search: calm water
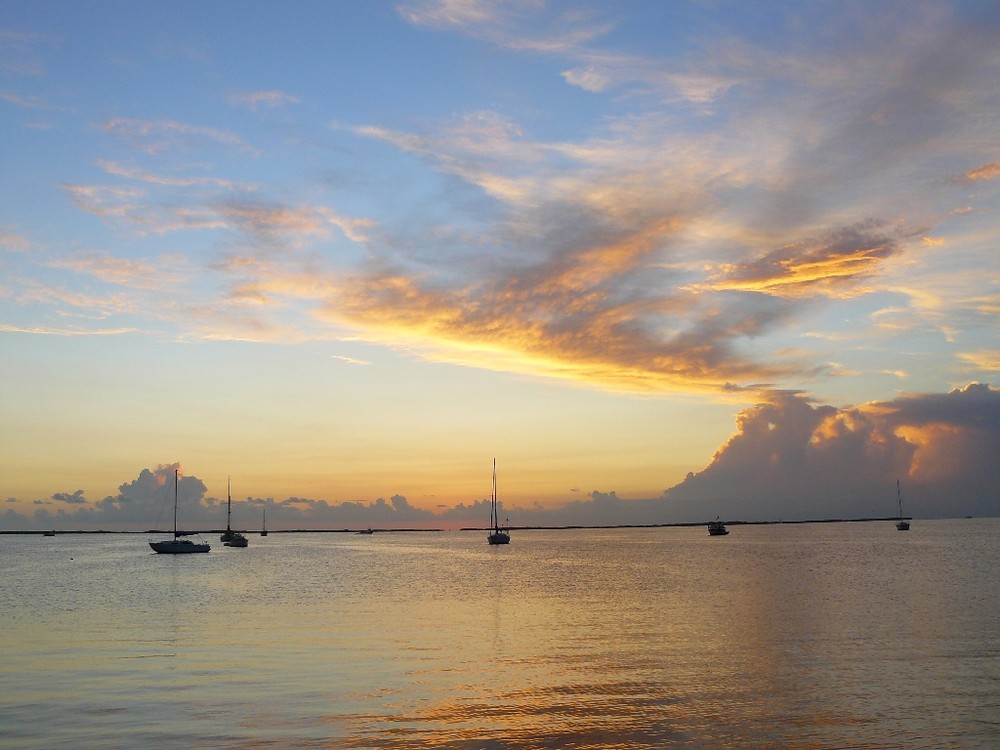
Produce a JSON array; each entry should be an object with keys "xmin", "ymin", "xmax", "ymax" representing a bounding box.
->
[{"xmin": 2, "ymin": 521, "xmax": 998, "ymax": 749}]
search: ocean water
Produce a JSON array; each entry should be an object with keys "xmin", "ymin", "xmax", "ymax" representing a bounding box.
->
[{"xmin": 1, "ymin": 520, "xmax": 998, "ymax": 749}]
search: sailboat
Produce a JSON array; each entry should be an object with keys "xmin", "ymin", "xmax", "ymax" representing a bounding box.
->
[
  {"xmin": 895, "ymin": 479, "xmax": 910, "ymax": 531},
  {"xmin": 221, "ymin": 476, "xmax": 248, "ymax": 547},
  {"xmin": 260, "ymin": 506, "xmax": 268, "ymax": 536},
  {"xmin": 487, "ymin": 459, "xmax": 510, "ymax": 545},
  {"xmin": 149, "ymin": 469, "xmax": 211, "ymax": 554}
]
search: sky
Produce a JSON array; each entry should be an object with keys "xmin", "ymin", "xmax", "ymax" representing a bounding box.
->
[{"xmin": 2, "ymin": 0, "xmax": 998, "ymax": 531}]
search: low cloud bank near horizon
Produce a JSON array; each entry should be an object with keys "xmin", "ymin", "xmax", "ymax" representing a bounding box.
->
[
  {"xmin": 662, "ymin": 382, "xmax": 1000, "ymax": 522},
  {"xmin": 4, "ymin": 384, "xmax": 997, "ymax": 531}
]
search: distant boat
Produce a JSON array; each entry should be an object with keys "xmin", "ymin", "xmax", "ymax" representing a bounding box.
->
[
  {"xmin": 358, "ymin": 528, "xmax": 374, "ymax": 535},
  {"xmin": 487, "ymin": 459, "xmax": 510, "ymax": 545},
  {"xmin": 707, "ymin": 516, "xmax": 729, "ymax": 536},
  {"xmin": 895, "ymin": 479, "xmax": 910, "ymax": 531},
  {"xmin": 220, "ymin": 476, "xmax": 248, "ymax": 548},
  {"xmin": 149, "ymin": 469, "xmax": 211, "ymax": 554},
  {"xmin": 42, "ymin": 530, "xmax": 56, "ymax": 537},
  {"xmin": 261, "ymin": 506, "xmax": 268, "ymax": 536}
]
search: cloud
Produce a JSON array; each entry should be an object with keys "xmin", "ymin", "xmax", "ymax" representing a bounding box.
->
[
  {"xmin": 958, "ymin": 350, "xmax": 1000, "ymax": 372},
  {"xmin": 31, "ymin": 3, "xmax": 1000, "ymax": 394},
  {"xmin": 331, "ymin": 354, "xmax": 370, "ymax": 366},
  {"xmin": 663, "ymin": 383, "xmax": 1000, "ymax": 521},
  {"xmin": 700, "ymin": 220, "xmax": 902, "ymax": 299},
  {"xmin": 49, "ymin": 253, "xmax": 182, "ymax": 290},
  {"xmin": 228, "ymin": 90, "xmax": 300, "ymax": 111},
  {"xmin": 964, "ymin": 161, "xmax": 1000, "ymax": 182},
  {"xmin": 95, "ymin": 159, "xmax": 241, "ymax": 190},
  {"xmin": 0, "ymin": 224, "xmax": 32, "ymax": 253},
  {"xmin": 0, "ymin": 323, "xmax": 136, "ymax": 336},
  {"xmin": 0, "ymin": 28, "xmax": 57, "ymax": 76},
  {"xmin": 100, "ymin": 117, "xmax": 258, "ymax": 156},
  {"xmin": 52, "ymin": 490, "xmax": 87, "ymax": 504},
  {"xmin": 337, "ymin": 7, "xmax": 1000, "ymax": 396},
  {"xmin": 0, "ymin": 90, "xmax": 51, "ymax": 108},
  {"xmin": 396, "ymin": 0, "xmax": 503, "ymax": 29}
]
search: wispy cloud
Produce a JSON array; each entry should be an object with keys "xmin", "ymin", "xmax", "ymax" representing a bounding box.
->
[
  {"xmin": 334, "ymin": 5, "xmax": 1000, "ymax": 396},
  {"xmin": 100, "ymin": 117, "xmax": 258, "ymax": 156},
  {"xmin": 62, "ymin": 183, "xmax": 227, "ymax": 234},
  {"xmin": 228, "ymin": 90, "xmax": 300, "ymax": 111},
  {"xmin": 0, "ymin": 27, "xmax": 57, "ymax": 76},
  {"xmin": 700, "ymin": 221, "xmax": 902, "ymax": 299},
  {"xmin": 331, "ymin": 354, "xmax": 370, "ymax": 366},
  {"xmin": 95, "ymin": 159, "xmax": 242, "ymax": 189},
  {"xmin": 958, "ymin": 350, "xmax": 1000, "ymax": 372},
  {"xmin": 25, "ymin": 3, "xmax": 1000, "ymax": 396},
  {"xmin": 0, "ymin": 224, "xmax": 32, "ymax": 253},
  {"xmin": 0, "ymin": 89, "xmax": 50, "ymax": 108},
  {"xmin": 48, "ymin": 253, "xmax": 182, "ymax": 290},
  {"xmin": 0, "ymin": 323, "xmax": 136, "ymax": 336},
  {"xmin": 397, "ymin": 0, "xmax": 529, "ymax": 31},
  {"xmin": 965, "ymin": 161, "xmax": 1000, "ymax": 182}
]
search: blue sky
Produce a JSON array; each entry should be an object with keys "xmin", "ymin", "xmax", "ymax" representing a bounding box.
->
[{"xmin": 2, "ymin": 1, "xmax": 998, "ymax": 530}]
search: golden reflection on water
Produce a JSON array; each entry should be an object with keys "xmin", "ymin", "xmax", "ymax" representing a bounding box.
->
[{"xmin": 2, "ymin": 522, "xmax": 999, "ymax": 749}]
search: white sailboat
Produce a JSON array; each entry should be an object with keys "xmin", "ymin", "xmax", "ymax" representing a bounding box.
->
[
  {"xmin": 221, "ymin": 476, "xmax": 248, "ymax": 547},
  {"xmin": 149, "ymin": 469, "xmax": 211, "ymax": 554},
  {"xmin": 895, "ymin": 479, "xmax": 910, "ymax": 531},
  {"xmin": 487, "ymin": 459, "xmax": 510, "ymax": 545}
]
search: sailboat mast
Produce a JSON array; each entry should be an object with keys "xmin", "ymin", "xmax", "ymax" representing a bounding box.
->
[
  {"xmin": 492, "ymin": 458, "xmax": 498, "ymax": 531},
  {"xmin": 173, "ymin": 469, "xmax": 179, "ymax": 539},
  {"xmin": 227, "ymin": 476, "xmax": 232, "ymax": 532},
  {"xmin": 897, "ymin": 479, "xmax": 902, "ymax": 518}
]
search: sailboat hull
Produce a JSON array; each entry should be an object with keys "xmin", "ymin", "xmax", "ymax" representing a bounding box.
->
[
  {"xmin": 149, "ymin": 539, "xmax": 211, "ymax": 554},
  {"xmin": 487, "ymin": 531, "xmax": 510, "ymax": 545}
]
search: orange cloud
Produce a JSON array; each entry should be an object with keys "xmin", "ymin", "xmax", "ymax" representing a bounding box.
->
[
  {"xmin": 964, "ymin": 161, "xmax": 1000, "ymax": 181},
  {"xmin": 49, "ymin": 253, "xmax": 182, "ymax": 290},
  {"xmin": 702, "ymin": 221, "xmax": 898, "ymax": 298},
  {"xmin": 316, "ymin": 216, "xmax": 796, "ymax": 394},
  {"xmin": 958, "ymin": 350, "xmax": 1000, "ymax": 372},
  {"xmin": 664, "ymin": 384, "xmax": 1000, "ymax": 520}
]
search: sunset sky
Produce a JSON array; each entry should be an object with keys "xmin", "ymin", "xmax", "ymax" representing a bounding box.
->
[{"xmin": 2, "ymin": 1, "xmax": 998, "ymax": 530}]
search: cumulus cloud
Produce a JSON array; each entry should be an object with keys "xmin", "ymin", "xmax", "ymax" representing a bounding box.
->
[
  {"xmin": 52, "ymin": 489, "xmax": 86, "ymax": 504},
  {"xmin": 2, "ymin": 464, "xmax": 447, "ymax": 532},
  {"xmin": 663, "ymin": 383, "xmax": 1000, "ymax": 522}
]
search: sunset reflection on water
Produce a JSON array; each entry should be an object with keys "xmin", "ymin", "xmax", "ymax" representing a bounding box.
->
[{"xmin": 2, "ymin": 522, "xmax": 998, "ymax": 748}]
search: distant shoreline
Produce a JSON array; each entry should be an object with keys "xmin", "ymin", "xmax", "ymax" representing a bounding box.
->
[{"xmin": 1, "ymin": 516, "xmax": 929, "ymax": 535}]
